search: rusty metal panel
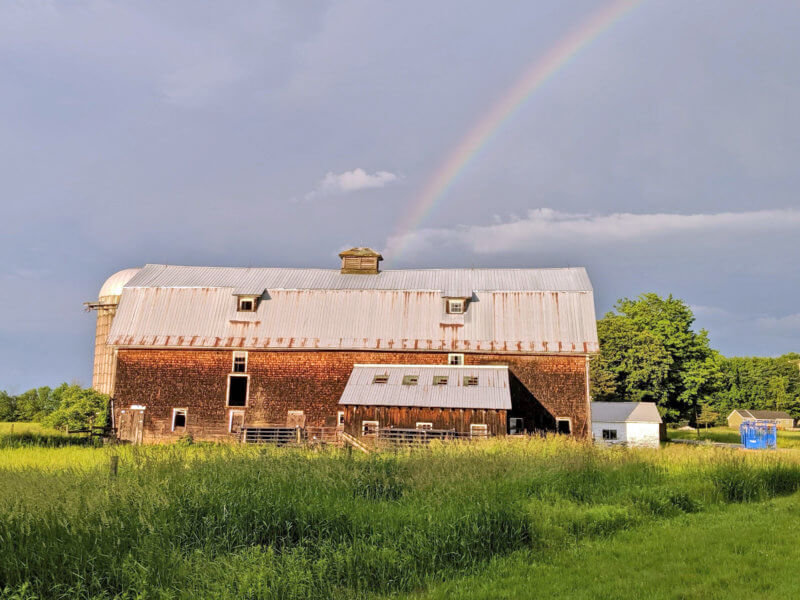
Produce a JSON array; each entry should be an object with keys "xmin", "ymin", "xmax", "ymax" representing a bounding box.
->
[
  {"xmin": 338, "ymin": 365, "xmax": 512, "ymax": 410},
  {"xmin": 109, "ymin": 265, "xmax": 599, "ymax": 352}
]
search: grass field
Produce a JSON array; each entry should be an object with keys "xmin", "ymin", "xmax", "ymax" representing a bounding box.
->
[
  {"xmin": 400, "ymin": 493, "xmax": 800, "ymax": 599},
  {"xmin": 668, "ymin": 426, "xmax": 800, "ymax": 448},
  {"xmin": 2, "ymin": 428, "xmax": 800, "ymax": 599}
]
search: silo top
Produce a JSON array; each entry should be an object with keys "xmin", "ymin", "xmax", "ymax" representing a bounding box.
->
[{"xmin": 99, "ymin": 268, "xmax": 141, "ymax": 300}]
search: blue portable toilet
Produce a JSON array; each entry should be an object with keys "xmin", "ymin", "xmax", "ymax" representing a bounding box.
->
[{"xmin": 739, "ymin": 419, "xmax": 777, "ymax": 449}]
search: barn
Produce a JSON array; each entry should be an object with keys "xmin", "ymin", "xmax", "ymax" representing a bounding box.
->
[
  {"xmin": 727, "ymin": 409, "xmax": 794, "ymax": 430},
  {"xmin": 591, "ymin": 401, "xmax": 663, "ymax": 448},
  {"xmin": 87, "ymin": 248, "xmax": 599, "ymax": 443}
]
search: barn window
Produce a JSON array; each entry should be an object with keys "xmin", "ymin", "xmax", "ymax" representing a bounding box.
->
[
  {"xmin": 509, "ymin": 417, "xmax": 524, "ymax": 434},
  {"xmin": 470, "ymin": 424, "xmax": 488, "ymax": 437},
  {"xmin": 463, "ymin": 376, "xmax": 479, "ymax": 386},
  {"xmin": 447, "ymin": 353, "xmax": 464, "ymax": 365},
  {"xmin": 362, "ymin": 420, "xmax": 379, "ymax": 436},
  {"xmin": 337, "ymin": 411, "xmax": 345, "ymax": 427},
  {"xmin": 556, "ymin": 418, "xmax": 572, "ymax": 435},
  {"xmin": 433, "ymin": 375, "xmax": 449, "ymax": 386},
  {"xmin": 372, "ymin": 374, "xmax": 389, "ymax": 384},
  {"xmin": 402, "ymin": 375, "xmax": 418, "ymax": 385},
  {"xmin": 172, "ymin": 409, "xmax": 187, "ymax": 431},
  {"xmin": 602, "ymin": 429, "xmax": 618, "ymax": 440},
  {"xmin": 227, "ymin": 374, "xmax": 249, "ymax": 407},
  {"xmin": 416, "ymin": 422, "xmax": 433, "ymax": 430},
  {"xmin": 232, "ymin": 351, "xmax": 248, "ymax": 373},
  {"xmin": 237, "ymin": 297, "xmax": 258, "ymax": 312},
  {"xmin": 446, "ymin": 299, "xmax": 465, "ymax": 314}
]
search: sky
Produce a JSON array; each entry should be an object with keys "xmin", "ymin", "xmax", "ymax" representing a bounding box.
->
[{"xmin": 1, "ymin": 0, "xmax": 799, "ymax": 391}]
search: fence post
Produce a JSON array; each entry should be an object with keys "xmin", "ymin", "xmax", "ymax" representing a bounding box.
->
[
  {"xmin": 109, "ymin": 455, "xmax": 119, "ymax": 478},
  {"xmin": 296, "ymin": 427, "xmax": 302, "ymax": 445}
]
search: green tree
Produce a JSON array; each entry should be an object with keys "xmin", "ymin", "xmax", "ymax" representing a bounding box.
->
[
  {"xmin": 14, "ymin": 386, "xmax": 55, "ymax": 422},
  {"xmin": 0, "ymin": 391, "xmax": 17, "ymax": 421},
  {"xmin": 43, "ymin": 384, "xmax": 109, "ymax": 431},
  {"xmin": 590, "ymin": 293, "xmax": 720, "ymax": 422}
]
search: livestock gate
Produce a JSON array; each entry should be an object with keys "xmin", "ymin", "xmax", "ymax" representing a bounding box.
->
[{"xmin": 739, "ymin": 419, "xmax": 777, "ymax": 449}]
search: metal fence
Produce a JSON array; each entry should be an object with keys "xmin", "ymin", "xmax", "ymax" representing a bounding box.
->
[
  {"xmin": 374, "ymin": 427, "xmax": 489, "ymax": 447},
  {"xmin": 241, "ymin": 426, "xmax": 342, "ymax": 446}
]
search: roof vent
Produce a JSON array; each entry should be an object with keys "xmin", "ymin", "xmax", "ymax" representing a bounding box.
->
[{"xmin": 338, "ymin": 247, "xmax": 383, "ymax": 275}]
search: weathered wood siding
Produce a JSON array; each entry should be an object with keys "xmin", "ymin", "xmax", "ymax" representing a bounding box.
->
[
  {"xmin": 113, "ymin": 349, "xmax": 590, "ymax": 443},
  {"xmin": 342, "ymin": 406, "xmax": 507, "ymax": 437}
]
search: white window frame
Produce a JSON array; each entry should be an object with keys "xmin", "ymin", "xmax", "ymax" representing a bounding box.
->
[
  {"xmin": 447, "ymin": 353, "xmax": 464, "ymax": 365},
  {"xmin": 556, "ymin": 417, "xmax": 572, "ymax": 435},
  {"xmin": 226, "ymin": 373, "xmax": 250, "ymax": 407},
  {"xmin": 228, "ymin": 409, "xmax": 245, "ymax": 433},
  {"xmin": 509, "ymin": 417, "xmax": 524, "ymax": 434},
  {"xmin": 361, "ymin": 420, "xmax": 379, "ymax": 437},
  {"xmin": 446, "ymin": 299, "xmax": 465, "ymax": 314},
  {"xmin": 232, "ymin": 351, "xmax": 248, "ymax": 373},
  {"xmin": 337, "ymin": 411, "xmax": 345, "ymax": 427},
  {"xmin": 470, "ymin": 423, "xmax": 488, "ymax": 437},
  {"xmin": 237, "ymin": 296, "xmax": 258, "ymax": 312},
  {"xmin": 602, "ymin": 429, "xmax": 618, "ymax": 440},
  {"xmin": 171, "ymin": 408, "xmax": 187, "ymax": 431},
  {"xmin": 416, "ymin": 422, "xmax": 433, "ymax": 430}
]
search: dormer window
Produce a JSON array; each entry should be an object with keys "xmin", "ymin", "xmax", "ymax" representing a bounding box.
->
[
  {"xmin": 446, "ymin": 299, "xmax": 465, "ymax": 314},
  {"xmin": 237, "ymin": 297, "xmax": 258, "ymax": 312}
]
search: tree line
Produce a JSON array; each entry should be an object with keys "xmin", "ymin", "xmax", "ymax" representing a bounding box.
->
[
  {"xmin": 0, "ymin": 384, "xmax": 109, "ymax": 431},
  {"xmin": 591, "ymin": 293, "xmax": 800, "ymax": 424}
]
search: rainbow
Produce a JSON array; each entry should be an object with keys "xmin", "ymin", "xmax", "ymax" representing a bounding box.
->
[{"xmin": 390, "ymin": 0, "xmax": 644, "ymax": 258}]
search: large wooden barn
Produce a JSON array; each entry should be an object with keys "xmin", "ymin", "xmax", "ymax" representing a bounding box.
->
[{"xmin": 87, "ymin": 248, "xmax": 599, "ymax": 443}]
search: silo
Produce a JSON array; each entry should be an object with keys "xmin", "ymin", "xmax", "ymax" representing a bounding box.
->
[{"xmin": 86, "ymin": 268, "xmax": 140, "ymax": 396}]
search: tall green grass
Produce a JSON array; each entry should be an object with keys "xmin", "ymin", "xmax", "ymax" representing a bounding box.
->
[{"xmin": 1, "ymin": 438, "xmax": 800, "ymax": 599}]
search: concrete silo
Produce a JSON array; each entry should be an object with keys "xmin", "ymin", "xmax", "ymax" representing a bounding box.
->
[{"xmin": 85, "ymin": 268, "xmax": 140, "ymax": 396}]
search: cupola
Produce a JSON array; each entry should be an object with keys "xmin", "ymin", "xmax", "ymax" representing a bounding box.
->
[{"xmin": 339, "ymin": 247, "xmax": 383, "ymax": 274}]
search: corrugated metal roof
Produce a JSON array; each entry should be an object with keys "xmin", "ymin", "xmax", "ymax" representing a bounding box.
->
[
  {"xmin": 125, "ymin": 264, "xmax": 593, "ymax": 295},
  {"xmin": 338, "ymin": 364, "xmax": 511, "ymax": 409},
  {"xmin": 109, "ymin": 287, "xmax": 599, "ymax": 352},
  {"xmin": 591, "ymin": 402, "xmax": 662, "ymax": 424},
  {"xmin": 109, "ymin": 263, "xmax": 599, "ymax": 353}
]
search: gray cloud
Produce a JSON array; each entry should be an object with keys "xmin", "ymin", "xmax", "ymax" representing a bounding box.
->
[{"xmin": 385, "ymin": 208, "xmax": 800, "ymax": 258}]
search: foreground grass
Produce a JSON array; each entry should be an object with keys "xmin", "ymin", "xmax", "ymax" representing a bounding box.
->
[
  {"xmin": 2, "ymin": 438, "xmax": 800, "ymax": 599},
  {"xmin": 669, "ymin": 426, "xmax": 800, "ymax": 448},
  {"xmin": 401, "ymin": 493, "xmax": 800, "ymax": 599}
]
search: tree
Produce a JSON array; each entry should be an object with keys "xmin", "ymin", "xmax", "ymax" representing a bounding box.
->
[
  {"xmin": 0, "ymin": 391, "xmax": 17, "ymax": 421},
  {"xmin": 14, "ymin": 386, "xmax": 55, "ymax": 422},
  {"xmin": 590, "ymin": 293, "xmax": 720, "ymax": 422},
  {"xmin": 697, "ymin": 405, "xmax": 721, "ymax": 429},
  {"xmin": 42, "ymin": 384, "xmax": 109, "ymax": 431}
]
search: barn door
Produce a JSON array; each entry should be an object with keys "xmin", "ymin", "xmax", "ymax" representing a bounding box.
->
[
  {"xmin": 131, "ymin": 409, "xmax": 145, "ymax": 444},
  {"xmin": 117, "ymin": 409, "xmax": 132, "ymax": 441}
]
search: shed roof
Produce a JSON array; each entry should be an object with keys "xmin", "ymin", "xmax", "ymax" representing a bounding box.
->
[
  {"xmin": 108, "ymin": 264, "xmax": 598, "ymax": 353},
  {"xmin": 731, "ymin": 409, "xmax": 793, "ymax": 420},
  {"xmin": 591, "ymin": 402, "xmax": 662, "ymax": 424},
  {"xmin": 339, "ymin": 364, "xmax": 511, "ymax": 409}
]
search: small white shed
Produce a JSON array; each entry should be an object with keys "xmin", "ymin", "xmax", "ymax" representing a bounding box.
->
[{"xmin": 591, "ymin": 402, "xmax": 662, "ymax": 449}]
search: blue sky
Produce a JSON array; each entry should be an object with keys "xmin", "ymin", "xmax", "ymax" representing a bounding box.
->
[{"xmin": 1, "ymin": 0, "xmax": 799, "ymax": 391}]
